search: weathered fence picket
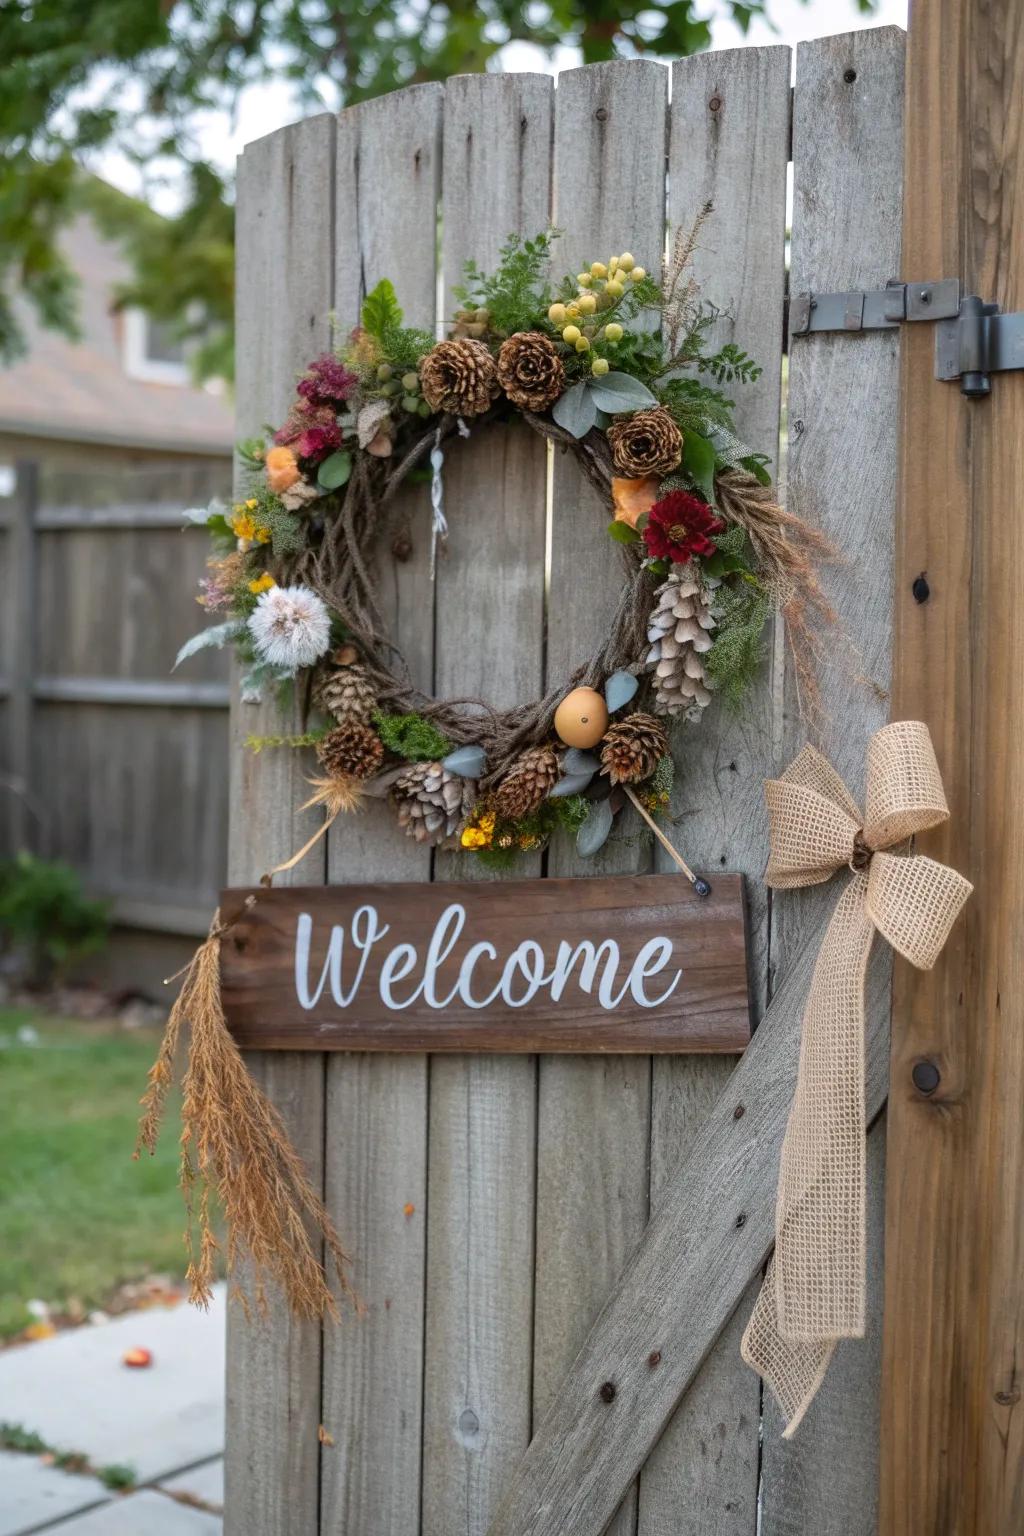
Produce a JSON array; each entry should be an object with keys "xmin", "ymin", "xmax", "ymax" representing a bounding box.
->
[
  {"xmin": 323, "ymin": 81, "xmax": 442, "ymax": 1534},
  {"xmin": 759, "ymin": 28, "xmax": 905, "ymax": 1532},
  {"xmin": 226, "ymin": 112, "xmax": 338, "ymax": 1536},
  {"xmin": 226, "ymin": 30, "xmax": 906, "ymax": 1536},
  {"xmin": 641, "ymin": 43, "xmax": 791, "ymax": 1534}
]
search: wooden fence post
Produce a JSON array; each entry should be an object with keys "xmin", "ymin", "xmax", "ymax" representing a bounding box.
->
[
  {"xmin": 882, "ymin": 1, "xmax": 1024, "ymax": 1530},
  {"xmin": 7, "ymin": 460, "xmax": 38, "ymax": 855}
]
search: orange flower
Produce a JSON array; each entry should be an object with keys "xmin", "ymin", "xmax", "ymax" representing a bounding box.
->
[
  {"xmin": 266, "ymin": 444, "xmax": 300, "ymax": 494},
  {"xmin": 611, "ymin": 474, "xmax": 660, "ymax": 529}
]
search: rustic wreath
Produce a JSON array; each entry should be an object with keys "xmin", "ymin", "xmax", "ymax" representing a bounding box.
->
[{"xmin": 180, "ymin": 212, "xmax": 833, "ymax": 876}]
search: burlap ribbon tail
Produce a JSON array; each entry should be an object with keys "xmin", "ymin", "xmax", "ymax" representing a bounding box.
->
[{"xmin": 740, "ymin": 719, "xmax": 972, "ymax": 1436}]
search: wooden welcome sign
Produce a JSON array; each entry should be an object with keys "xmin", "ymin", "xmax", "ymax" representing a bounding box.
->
[{"xmin": 219, "ymin": 874, "xmax": 750, "ymax": 1052}]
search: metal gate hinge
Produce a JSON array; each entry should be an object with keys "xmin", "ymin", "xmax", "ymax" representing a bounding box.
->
[{"xmin": 790, "ymin": 279, "xmax": 1024, "ymax": 397}]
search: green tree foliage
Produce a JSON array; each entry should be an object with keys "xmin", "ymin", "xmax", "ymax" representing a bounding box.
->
[{"xmin": 1, "ymin": 0, "xmax": 876, "ymax": 375}]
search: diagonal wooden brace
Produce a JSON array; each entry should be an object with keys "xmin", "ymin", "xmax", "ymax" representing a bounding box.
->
[{"xmin": 487, "ymin": 920, "xmax": 892, "ymax": 1536}]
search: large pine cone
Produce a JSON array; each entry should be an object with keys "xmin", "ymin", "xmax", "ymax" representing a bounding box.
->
[
  {"xmin": 496, "ymin": 332, "xmax": 566, "ymax": 411},
  {"xmin": 606, "ymin": 407, "xmax": 683, "ymax": 477},
  {"xmin": 600, "ymin": 713, "xmax": 669, "ymax": 786},
  {"xmin": 419, "ymin": 339, "xmax": 500, "ymax": 417},
  {"xmin": 645, "ymin": 568, "xmax": 717, "ymax": 721},
  {"xmin": 316, "ymin": 660, "xmax": 376, "ymax": 725},
  {"xmin": 492, "ymin": 744, "xmax": 560, "ymax": 820},
  {"xmin": 316, "ymin": 721, "xmax": 384, "ymax": 781},
  {"xmin": 393, "ymin": 761, "xmax": 476, "ymax": 846}
]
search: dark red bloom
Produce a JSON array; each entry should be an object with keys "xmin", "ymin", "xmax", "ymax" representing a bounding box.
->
[
  {"xmin": 642, "ymin": 490, "xmax": 724, "ymax": 564},
  {"xmin": 297, "ymin": 354, "xmax": 357, "ymax": 407},
  {"xmin": 296, "ymin": 422, "xmax": 344, "ymax": 463}
]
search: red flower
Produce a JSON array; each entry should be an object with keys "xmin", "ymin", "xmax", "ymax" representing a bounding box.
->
[
  {"xmin": 297, "ymin": 354, "xmax": 357, "ymax": 407},
  {"xmin": 296, "ymin": 423, "xmax": 344, "ymax": 463},
  {"xmin": 642, "ymin": 490, "xmax": 724, "ymax": 564}
]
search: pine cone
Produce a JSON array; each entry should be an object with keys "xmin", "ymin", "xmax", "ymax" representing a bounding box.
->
[
  {"xmin": 496, "ymin": 332, "xmax": 566, "ymax": 411},
  {"xmin": 600, "ymin": 712, "xmax": 669, "ymax": 786},
  {"xmin": 317, "ymin": 660, "xmax": 376, "ymax": 725},
  {"xmin": 606, "ymin": 407, "xmax": 683, "ymax": 477},
  {"xmin": 419, "ymin": 339, "xmax": 500, "ymax": 417},
  {"xmin": 492, "ymin": 744, "xmax": 560, "ymax": 820},
  {"xmin": 644, "ymin": 568, "xmax": 717, "ymax": 721},
  {"xmin": 392, "ymin": 761, "xmax": 477, "ymax": 846},
  {"xmin": 316, "ymin": 721, "xmax": 384, "ymax": 780}
]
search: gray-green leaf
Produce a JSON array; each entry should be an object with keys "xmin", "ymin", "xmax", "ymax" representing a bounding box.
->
[
  {"xmin": 563, "ymin": 748, "xmax": 601, "ymax": 776},
  {"xmin": 442, "ymin": 745, "xmax": 487, "ymax": 779},
  {"xmin": 588, "ymin": 372, "xmax": 658, "ymax": 414},
  {"xmin": 550, "ymin": 770, "xmax": 595, "ymax": 798},
  {"xmin": 552, "ymin": 380, "xmax": 598, "ymax": 439},
  {"xmin": 604, "ymin": 669, "xmax": 638, "ymax": 712},
  {"xmin": 318, "ymin": 451, "xmax": 352, "ymax": 490},
  {"xmin": 173, "ymin": 618, "xmax": 245, "ymax": 671},
  {"xmin": 577, "ymin": 798, "xmax": 614, "ymax": 858}
]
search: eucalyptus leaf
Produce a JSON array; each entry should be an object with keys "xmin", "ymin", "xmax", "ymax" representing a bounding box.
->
[
  {"xmin": 442, "ymin": 744, "xmax": 487, "ymax": 779},
  {"xmin": 550, "ymin": 770, "xmax": 595, "ymax": 798},
  {"xmin": 317, "ymin": 450, "xmax": 352, "ymax": 490},
  {"xmin": 551, "ymin": 379, "xmax": 597, "ymax": 439},
  {"xmin": 182, "ymin": 497, "xmax": 226, "ymax": 526},
  {"xmin": 683, "ymin": 432, "xmax": 717, "ymax": 500},
  {"xmin": 576, "ymin": 798, "xmax": 614, "ymax": 858},
  {"xmin": 604, "ymin": 669, "xmax": 638, "ymax": 712},
  {"xmin": 173, "ymin": 618, "xmax": 245, "ymax": 671},
  {"xmin": 588, "ymin": 371, "xmax": 658, "ymax": 414},
  {"xmin": 563, "ymin": 748, "xmax": 601, "ymax": 776}
]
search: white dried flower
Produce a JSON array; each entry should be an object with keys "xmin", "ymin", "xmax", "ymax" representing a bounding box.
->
[{"xmin": 248, "ymin": 584, "xmax": 331, "ymax": 670}]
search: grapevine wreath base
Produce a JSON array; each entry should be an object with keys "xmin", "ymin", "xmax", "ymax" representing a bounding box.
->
[{"xmin": 146, "ymin": 216, "xmax": 836, "ymax": 1318}]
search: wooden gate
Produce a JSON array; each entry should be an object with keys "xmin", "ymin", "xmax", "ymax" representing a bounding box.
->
[{"xmin": 228, "ymin": 27, "xmax": 906, "ymax": 1536}]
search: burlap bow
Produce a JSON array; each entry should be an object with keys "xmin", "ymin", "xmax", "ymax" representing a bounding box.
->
[{"xmin": 741, "ymin": 719, "xmax": 972, "ymax": 1436}]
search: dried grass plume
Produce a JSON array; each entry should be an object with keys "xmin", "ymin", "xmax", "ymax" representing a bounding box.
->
[{"xmin": 135, "ymin": 905, "xmax": 358, "ymax": 1320}]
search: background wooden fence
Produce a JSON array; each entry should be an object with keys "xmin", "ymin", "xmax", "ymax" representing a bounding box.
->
[
  {"xmin": 0, "ymin": 458, "xmax": 230, "ymax": 958},
  {"xmin": 227, "ymin": 27, "xmax": 905, "ymax": 1536}
]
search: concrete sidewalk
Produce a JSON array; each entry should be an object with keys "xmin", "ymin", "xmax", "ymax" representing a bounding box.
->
[{"xmin": 0, "ymin": 1287, "xmax": 226, "ymax": 1535}]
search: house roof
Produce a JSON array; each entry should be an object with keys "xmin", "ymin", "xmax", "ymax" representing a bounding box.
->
[{"xmin": 0, "ymin": 214, "xmax": 234, "ymax": 455}]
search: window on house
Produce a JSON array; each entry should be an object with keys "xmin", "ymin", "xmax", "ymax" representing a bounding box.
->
[{"xmin": 122, "ymin": 307, "xmax": 191, "ymax": 385}]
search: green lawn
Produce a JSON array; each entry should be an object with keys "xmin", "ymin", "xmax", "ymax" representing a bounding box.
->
[{"xmin": 0, "ymin": 1007, "xmax": 186, "ymax": 1337}]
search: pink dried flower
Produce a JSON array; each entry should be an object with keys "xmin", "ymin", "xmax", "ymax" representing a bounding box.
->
[
  {"xmin": 297, "ymin": 354, "xmax": 357, "ymax": 407},
  {"xmin": 297, "ymin": 422, "xmax": 344, "ymax": 463},
  {"xmin": 274, "ymin": 400, "xmax": 335, "ymax": 446}
]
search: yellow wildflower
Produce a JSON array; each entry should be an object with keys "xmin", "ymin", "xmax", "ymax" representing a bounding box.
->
[
  {"xmin": 231, "ymin": 511, "xmax": 272, "ymax": 545},
  {"xmin": 245, "ymin": 497, "xmax": 258, "ymax": 509},
  {"xmin": 248, "ymin": 573, "xmax": 276, "ymax": 594},
  {"xmin": 461, "ymin": 827, "xmax": 489, "ymax": 850}
]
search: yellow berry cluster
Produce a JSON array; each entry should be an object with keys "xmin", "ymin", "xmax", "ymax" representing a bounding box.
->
[
  {"xmin": 547, "ymin": 253, "xmax": 647, "ymax": 376},
  {"xmin": 461, "ymin": 810, "xmax": 496, "ymax": 850}
]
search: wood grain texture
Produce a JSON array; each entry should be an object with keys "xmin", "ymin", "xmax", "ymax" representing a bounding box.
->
[
  {"xmin": 320, "ymin": 82, "xmax": 442, "ymax": 1536},
  {"xmin": 6, "ymin": 461, "xmax": 37, "ymax": 855},
  {"xmin": 882, "ymin": 3, "xmax": 1024, "ymax": 1531},
  {"xmin": 422, "ymin": 72, "xmax": 552, "ymax": 1536},
  {"xmin": 224, "ymin": 113, "xmax": 337, "ymax": 1536},
  {"xmin": 640, "ymin": 45, "xmax": 791, "ymax": 1536},
  {"xmin": 537, "ymin": 61, "xmax": 669, "ymax": 1536},
  {"xmin": 759, "ymin": 29, "xmax": 906, "ymax": 1532},
  {"xmin": 219, "ymin": 875, "xmax": 749, "ymax": 1051},
  {"xmin": 485, "ymin": 929, "xmax": 894, "ymax": 1536}
]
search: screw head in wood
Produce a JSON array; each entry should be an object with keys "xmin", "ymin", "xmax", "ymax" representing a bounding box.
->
[
  {"xmin": 912, "ymin": 1060, "xmax": 941, "ymax": 1095},
  {"xmin": 599, "ymin": 1381, "xmax": 616, "ymax": 1403},
  {"xmin": 693, "ymin": 877, "xmax": 711, "ymax": 898},
  {"xmin": 912, "ymin": 574, "xmax": 930, "ymax": 603}
]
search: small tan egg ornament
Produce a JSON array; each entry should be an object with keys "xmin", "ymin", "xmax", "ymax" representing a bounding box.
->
[{"xmin": 554, "ymin": 687, "xmax": 609, "ymax": 749}]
